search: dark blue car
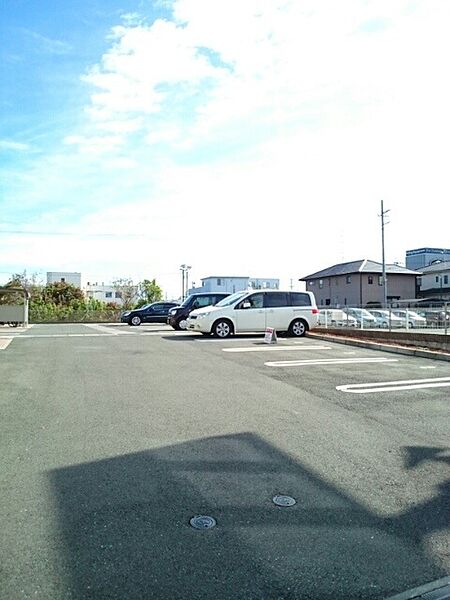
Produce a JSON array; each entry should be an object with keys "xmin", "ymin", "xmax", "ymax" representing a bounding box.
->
[{"xmin": 121, "ymin": 302, "xmax": 179, "ymax": 326}]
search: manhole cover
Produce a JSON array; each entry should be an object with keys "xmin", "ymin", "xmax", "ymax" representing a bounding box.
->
[
  {"xmin": 189, "ymin": 515, "xmax": 217, "ymax": 529},
  {"xmin": 272, "ymin": 495, "xmax": 296, "ymax": 507}
]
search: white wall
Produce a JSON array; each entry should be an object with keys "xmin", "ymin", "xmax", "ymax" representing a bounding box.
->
[{"xmin": 47, "ymin": 272, "xmax": 81, "ymax": 287}]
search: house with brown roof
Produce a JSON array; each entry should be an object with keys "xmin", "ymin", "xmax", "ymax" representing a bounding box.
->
[{"xmin": 300, "ymin": 259, "xmax": 421, "ymax": 308}]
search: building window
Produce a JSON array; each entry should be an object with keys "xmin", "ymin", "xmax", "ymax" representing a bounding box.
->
[
  {"xmin": 115, "ymin": 292, "xmax": 122, "ymax": 298},
  {"xmin": 105, "ymin": 292, "xmax": 112, "ymax": 298},
  {"xmin": 320, "ymin": 298, "xmax": 324, "ymax": 305},
  {"xmin": 61, "ymin": 277, "xmax": 65, "ymax": 283},
  {"xmin": 368, "ymin": 276, "xmax": 373, "ymax": 285},
  {"xmin": 444, "ymin": 275, "xmax": 449, "ymax": 285},
  {"xmin": 378, "ymin": 276, "xmax": 383, "ymax": 286},
  {"xmin": 436, "ymin": 276, "xmax": 439, "ymax": 283},
  {"xmin": 325, "ymin": 298, "xmax": 331, "ymax": 306},
  {"xmin": 217, "ymin": 279, "xmax": 222, "ymax": 286},
  {"xmin": 319, "ymin": 279, "xmax": 323, "ymax": 289},
  {"xmin": 346, "ymin": 275, "xmax": 351, "ymax": 284}
]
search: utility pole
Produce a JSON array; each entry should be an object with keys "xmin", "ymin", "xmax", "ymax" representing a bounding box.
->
[{"xmin": 380, "ymin": 200, "xmax": 390, "ymax": 308}]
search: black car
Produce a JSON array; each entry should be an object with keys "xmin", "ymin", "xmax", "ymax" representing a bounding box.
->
[
  {"xmin": 121, "ymin": 302, "xmax": 179, "ymax": 326},
  {"xmin": 418, "ymin": 309, "xmax": 450, "ymax": 328},
  {"xmin": 167, "ymin": 292, "xmax": 230, "ymax": 330}
]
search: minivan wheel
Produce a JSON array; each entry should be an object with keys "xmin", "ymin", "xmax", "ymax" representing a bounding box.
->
[
  {"xmin": 213, "ymin": 319, "xmax": 233, "ymax": 338},
  {"xmin": 289, "ymin": 318, "xmax": 307, "ymax": 337},
  {"xmin": 130, "ymin": 315, "xmax": 142, "ymax": 326}
]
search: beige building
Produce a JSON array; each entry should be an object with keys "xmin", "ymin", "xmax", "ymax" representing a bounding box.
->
[{"xmin": 301, "ymin": 259, "xmax": 420, "ymax": 308}]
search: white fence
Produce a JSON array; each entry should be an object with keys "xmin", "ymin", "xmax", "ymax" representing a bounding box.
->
[{"xmin": 316, "ymin": 303, "xmax": 449, "ymax": 335}]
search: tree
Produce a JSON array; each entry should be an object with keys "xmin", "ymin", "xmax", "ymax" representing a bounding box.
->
[
  {"xmin": 0, "ymin": 271, "xmax": 42, "ymax": 305},
  {"xmin": 42, "ymin": 281, "xmax": 84, "ymax": 306},
  {"xmin": 112, "ymin": 278, "xmax": 139, "ymax": 310},
  {"xmin": 138, "ymin": 279, "xmax": 163, "ymax": 305}
]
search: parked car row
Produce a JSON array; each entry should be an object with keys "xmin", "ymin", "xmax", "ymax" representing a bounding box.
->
[
  {"xmin": 120, "ymin": 290, "xmax": 319, "ymax": 337},
  {"xmin": 120, "ymin": 293, "xmax": 229, "ymax": 328},
  {"xmin": 317, "ymin": 307, "xmax": 449, "ymax": 329},
  {"xmin": 119, "ymin": 294, "xmax": 448, "ymax": 334}
]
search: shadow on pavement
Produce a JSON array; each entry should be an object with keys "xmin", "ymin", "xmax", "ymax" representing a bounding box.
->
[
  {"xmin": 48, "ymin": 434, "xmax": 448, "ymax": 599},
  {"xmin": 161, "ymin": 333, "xmax": 269, "ymax": 343}
]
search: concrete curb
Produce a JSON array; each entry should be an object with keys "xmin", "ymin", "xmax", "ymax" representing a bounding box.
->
[
  {"xmin": 384, "ymin": 576, "xmax": 450, "ymax": 599},
  {"xmin": 307, "ymin": 332, "xmax": 450, "ymax": 362}
]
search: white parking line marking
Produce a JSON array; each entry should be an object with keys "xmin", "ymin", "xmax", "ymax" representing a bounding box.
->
[
  {"xmin": 2, "ymin": 333, "xmax": 114, "ymax": 338},
  {"xmin": 265, "ymin": 357, "xmax": 398, "ymax": 367},
  {"xmin": 336, "ymin": 376, "xmax": 450, "ymax": 394},
  {"xmin": 83, "ymin": 324, "xmax": 123, "ymax": 335},
  {"xmin": 196, "ymin": 337, "xmax": 265, "ymax": 343},
  {"xmin": 0, "ymin": 338, "xmax": 13, "ymax": 350},
  {"xmin": 420, "ymin": 366, "xmax": 437, "ymax": 369},
  {"xmin": 0, "ymin": 330, "xmax": 184, "ymax": 339},
  {"xmin": 223, "ymin": 345, "xmax": 332, "ymax": 353}
]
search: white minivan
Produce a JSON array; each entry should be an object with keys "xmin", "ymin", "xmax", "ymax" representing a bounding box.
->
[{"xmin": 186, "ymin": 290, "xmax": 318, "ymax": 338}]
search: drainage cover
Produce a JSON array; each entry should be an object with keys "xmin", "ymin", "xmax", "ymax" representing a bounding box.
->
[
  {"xmin": 189, "ymin": 515, "xmax": 217, "ymax": 529},
  {"xmin": 273, "ymin": 495, "xmax": 296, "ymax": 507}
]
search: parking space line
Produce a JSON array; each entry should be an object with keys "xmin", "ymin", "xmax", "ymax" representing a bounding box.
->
[
  {"xmin": 195, "ymin": 337, "xmax": 265, "ymax": 343},
  {"xmin": 336, "ymin": 376, "xmax": 450, "ymax": 394},
  {"xmin": 265, "ymin": 357, "xmax": 398, "ymax": 367},
  {"xmin": 83, "ymin": 324, "xmax": 124, "ymax": 335},
  {"xmin": 223, "ymin": 345, "xmax": 332, "ymax": 353},
  {"xmin": 0, "ymin": 338, "xmax": 13, "ymax": 350}
]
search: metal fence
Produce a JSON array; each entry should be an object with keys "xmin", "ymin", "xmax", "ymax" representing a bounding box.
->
[{"xmin": 316, "ymin": 302, "xmax": 449, "ymax": 335}]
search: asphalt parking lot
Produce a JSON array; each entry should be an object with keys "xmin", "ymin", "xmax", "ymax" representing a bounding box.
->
[{"xmin": 1, "ymin": 323, "xmax": 449, "ymax": 600}]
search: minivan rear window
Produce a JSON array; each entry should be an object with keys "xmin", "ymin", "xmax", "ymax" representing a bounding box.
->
[{"xmin": 290, "ymin": 292, "xmax": 311, "ymax": 306}]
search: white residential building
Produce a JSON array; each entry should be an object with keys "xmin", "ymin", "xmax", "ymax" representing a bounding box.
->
[
  {"xmin": 84, "ymin": 282, "xmax": 134, "ymax": 306},
  {"xmin": 46, "ymin": 272, "xmax": 81, "ymax": 287},
  {"xmin": 418, "ymin": 261, "xmax": 450, "ymax": 300},
  {"xmin": 188, "ymin": 275, "xmax": 279, "ymax": 295}
]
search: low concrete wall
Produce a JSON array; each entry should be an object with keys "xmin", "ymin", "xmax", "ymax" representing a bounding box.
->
[
  {"xmin": 0, "ymin": 305, "xmax": 27, "ymax": 323},
  {"xmin": 312, "ymin": 328, "xmax": 450, "ymax": 353}
]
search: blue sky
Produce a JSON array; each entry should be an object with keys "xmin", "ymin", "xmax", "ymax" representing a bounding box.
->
[{"xmin": 1, "ymin": 0, "xmax": 449, "ymax": 298}]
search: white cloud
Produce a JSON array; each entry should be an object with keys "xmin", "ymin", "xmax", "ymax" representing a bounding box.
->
[
  {"xmin": 64, "ymin": 134, "xmax": 125, "ymax": 154},
  {"xmin": 0, "ymin": 140, "xmax": 30, "ymax": 151},
  {"xmin": 3, "ymin": 0, "xmax": 450, "ymax": 298}
]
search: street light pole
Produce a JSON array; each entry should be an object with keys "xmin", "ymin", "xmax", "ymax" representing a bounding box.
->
[
  {"xmin": 185, "ymin": 265, "xmax": 191, "ymax": 297},
  {"xmin": 180, "ymin": 264, "xmax": 185, "ymax": 300},
  {"xmin": 179, "ymin": 264, "xmax": 192, "ymax": 300}
]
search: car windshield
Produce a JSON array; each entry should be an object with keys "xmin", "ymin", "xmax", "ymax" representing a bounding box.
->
[
  {"xmin": 181, "ymin": 295, "xmax": 195, "ymax": 308},
  {"xmin": 348, "ymin": 308, "xmax": 374, "ymax": 318},
  {"xmin": 215, "ymin": 291, "xmax": 248, "ymax": 307}
]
